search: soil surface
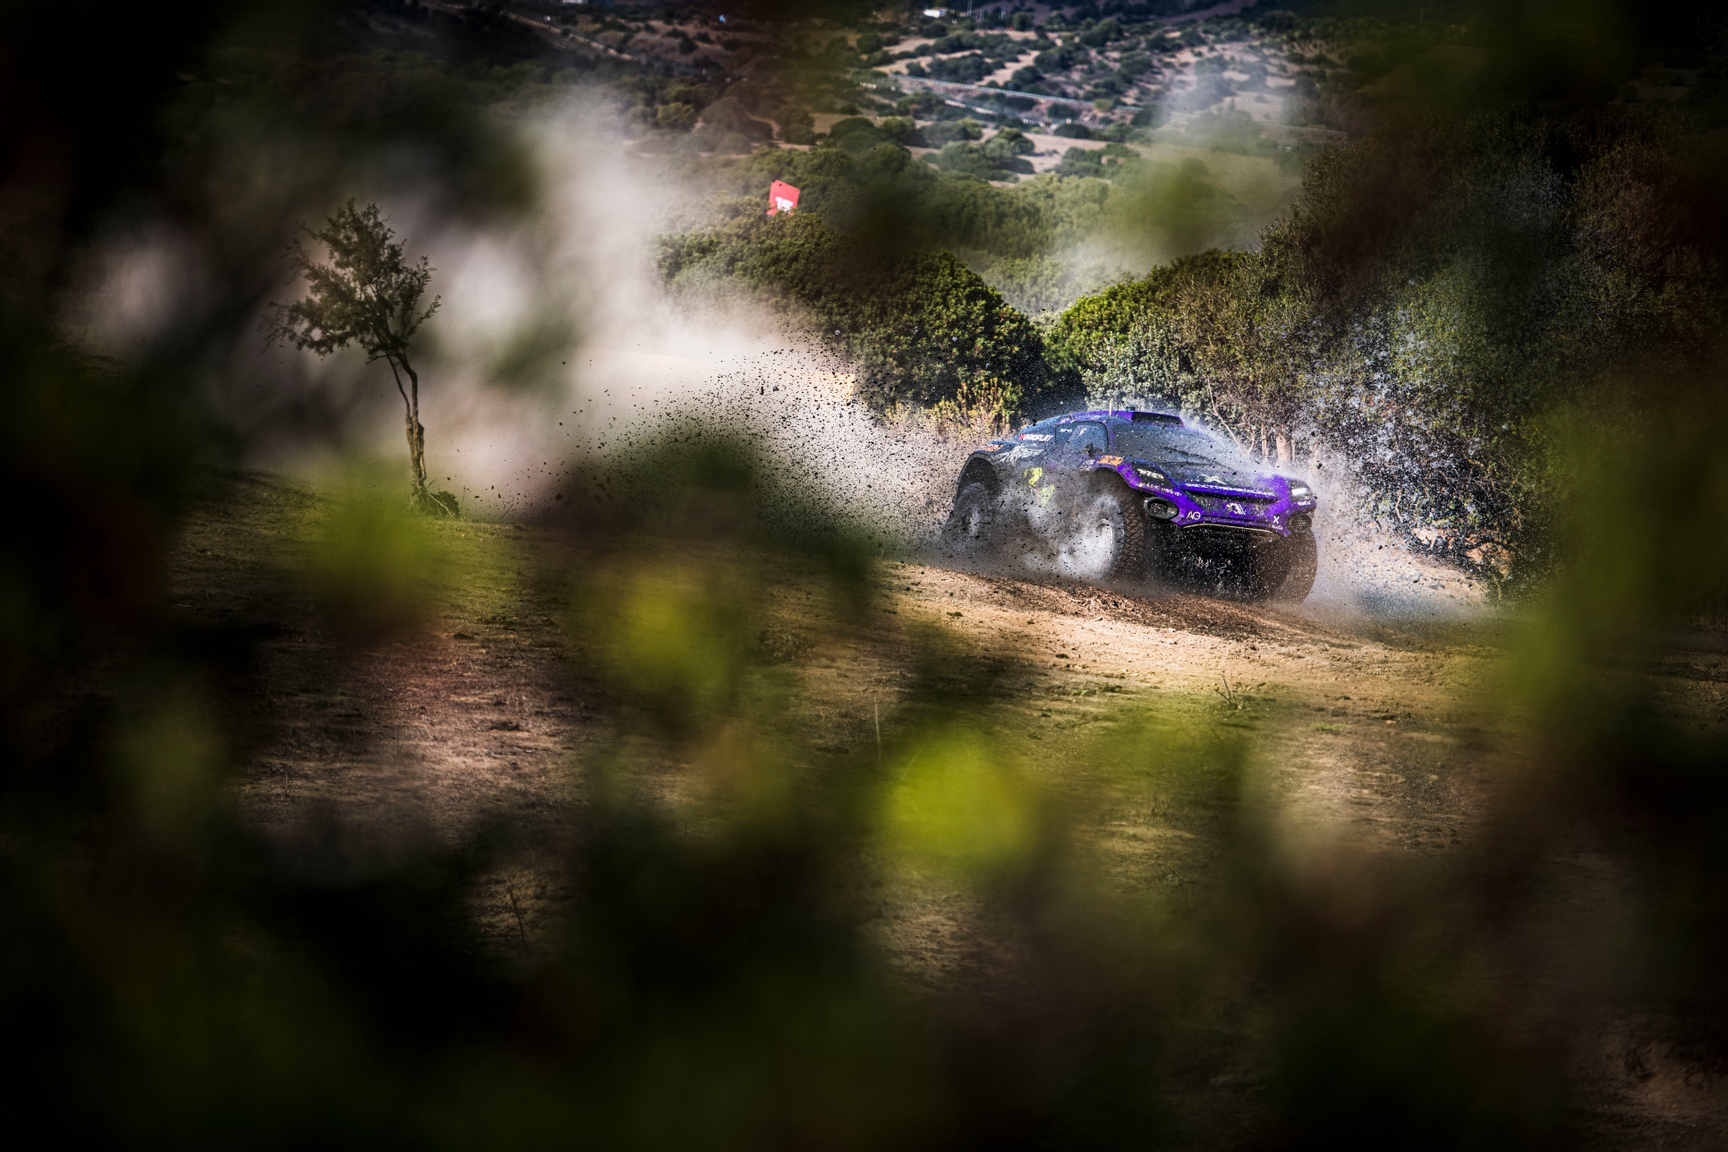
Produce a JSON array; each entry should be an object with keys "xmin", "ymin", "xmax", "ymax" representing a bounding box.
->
[{"xmin": 166, "ymin": 469, "xmax": 1728, "ymax": 1150}]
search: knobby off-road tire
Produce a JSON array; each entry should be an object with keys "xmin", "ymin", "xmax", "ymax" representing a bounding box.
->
[
  {"xmin": 1070, "ymin": 485, "xmax": 1146, "ymax": 582},
  {"xmin": 943, "ymin": 482, "xmax": 999, "ymax": 560},
  {"xmin": 1273, "ymin": 528, "xmax": 1318, "ymax": 601},
  {"xmin": 1252, "ymin": 529, "xmax": 1318, "ymax": 602}
]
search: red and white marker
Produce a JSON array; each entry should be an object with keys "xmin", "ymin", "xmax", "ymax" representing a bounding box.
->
[{"xmin": 767, "ymin": 180, "xmax": 801, "ymax": 217}]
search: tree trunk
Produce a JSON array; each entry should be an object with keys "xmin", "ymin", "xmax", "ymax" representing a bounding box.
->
[
  {"xmin": 1276, "ymin": 430, "xmax": 1293, "ymax": 466},
  {"xmin": 403, "ymin": 359, "xmax": 428, "ymax": 498},
  {"xmin": 390, "ymin": 354, "xmax": 447, "ymax": 515}
]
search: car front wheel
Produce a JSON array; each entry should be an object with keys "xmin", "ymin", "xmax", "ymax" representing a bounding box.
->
[
  {"xmin": 1254, "ymin": 528, "xmax": 1317, "ymax": 602},
  {"xmin": 1063, "ymin": 485, "xmax": 1146, "ymax": 582},
  {"xmin": 1273, "ymin": 528, "xmax": 1318, "ymax": 601}
]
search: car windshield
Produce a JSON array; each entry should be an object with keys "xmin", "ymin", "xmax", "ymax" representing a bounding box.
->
[{"xmin": 1109, "ymin": 424, "xmax": 1243, "ymax": 470}]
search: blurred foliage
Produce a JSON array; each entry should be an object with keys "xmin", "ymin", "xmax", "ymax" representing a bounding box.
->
[
  {"xmin": 296, "ymin": 476, "xmax": 448, "ymax": 641},
  {"xmin": 1050, "ymin": 105, "xmax": 1726, "ymax": 578},
  {"xmin": 882, "ymin": 732, "xmax": 1043, "ymax": 880},
  {"xmin": 11, "ymin": 0, "xmax": 1728, "ymax": 1147}
]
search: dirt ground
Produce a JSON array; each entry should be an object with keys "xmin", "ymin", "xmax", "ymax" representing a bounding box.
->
[{"xmin": 167, "ymin": 469, "xmax": 1728, "ymax": 1149}]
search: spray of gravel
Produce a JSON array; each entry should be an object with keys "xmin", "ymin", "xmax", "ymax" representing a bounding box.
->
[
  {"xmin": 370, "ymin": 101, "xmax": 1494, "ymax": 621},
  {"xmin": 70, "ymin": 94, "xmax": 1490, "ymax": 623}
]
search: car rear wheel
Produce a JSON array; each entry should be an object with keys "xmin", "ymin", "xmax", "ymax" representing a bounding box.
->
[
  {"xmin": 943, "ymin": 482, "xmax": 999, "ymax": 558},
  {"xmin": 1063, "ymin": 485, "xmax": 1146, "ymax": 582}
]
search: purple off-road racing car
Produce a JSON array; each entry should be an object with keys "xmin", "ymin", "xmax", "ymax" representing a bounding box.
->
[{"xmin": 942, "ymin": 410, "xmax": 1319, "ymax": 601}]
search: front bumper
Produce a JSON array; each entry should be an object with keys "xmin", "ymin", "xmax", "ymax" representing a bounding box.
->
[{"xmin": 1100, "ymin": 462, "xmax": 1315, "ymax": 538}]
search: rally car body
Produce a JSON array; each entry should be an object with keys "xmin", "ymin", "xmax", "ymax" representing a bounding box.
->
[{"xmin": 943, "ymin": 410, "xmax": 1319, "ymax": 600}]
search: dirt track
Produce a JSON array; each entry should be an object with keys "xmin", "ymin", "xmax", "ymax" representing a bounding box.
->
[
  {"xmin": 166, "ymin": 469, "xmax": 1728, "ymax": 1148},
  {"xmin": 172, "ymin": 471, "xmax": 1496, "ymax": 844}
]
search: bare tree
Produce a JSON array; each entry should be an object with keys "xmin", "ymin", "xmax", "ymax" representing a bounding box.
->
[{"xmin": 264, "ymin": 199, "xmax": 453, "ymax": 514}]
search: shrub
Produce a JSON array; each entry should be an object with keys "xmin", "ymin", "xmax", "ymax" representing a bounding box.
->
[
  {"xmin": 922, "ymin": 118, "xmax": 984, "ymax": 144},
  {"xmin": 660, "ymin": 214, "xmax": 1051, "ymax": 421},
  {"xmin": 1078, "ymin": 17, "xmax": 1121, "ymax": 47},
  {"xmin": 931, "ymin": 142, "xmax": 1004, "ymax": 180},
  {"xmin": 981, "ymin": 127, "xmax": 1034, "ymax": 159},
  {"xmin": 777, "ymin": 105, "xmax": 816, "ymax": 144},
  {"xmin": 1056, "ymin": 147, "xmax": 1105, "ymax": 177},
  {"xmin": 701, "ymin": 97, "xmax": 773, "ymax": 140},
  {"xmin": 657, "ymin": 102, "xmax": 696, "ymax": 130},
  {"xmin": 924, "ymin": 53, "xmax": 993, "ymax": 84},
  {"xmin": 876, "ymin": 116, "xmax": 922, "ymax": 145}
]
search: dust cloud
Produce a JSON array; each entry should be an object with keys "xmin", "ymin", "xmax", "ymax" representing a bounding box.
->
[{"xmin": 72, "ymin": 92, "xmax": 1487, "ymax": 621}]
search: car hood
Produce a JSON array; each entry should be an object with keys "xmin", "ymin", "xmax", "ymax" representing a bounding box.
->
[{"xmin": 1163, "ymin": 463, "xmax": 1280, "ymax": 497}]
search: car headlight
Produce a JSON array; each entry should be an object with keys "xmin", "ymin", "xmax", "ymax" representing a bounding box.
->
[
  {"xmin": 1134, "ymin": 467, "xmax": 1169, "ymax": 486},
  {"xmin": 1290, "ymin": 484, "xmax": 1313, "ymax": 498}
]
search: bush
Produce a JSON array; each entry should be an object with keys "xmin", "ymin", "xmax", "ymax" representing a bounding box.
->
[
  {"xmin": 924, "ymin": 53, "xmax": 993, "ymax": 84},
  {"xmin": 1078, "ymin": 17, "xmax": 1121, "ymax": 47},
  {"xmin": 777, "ymin": 105, "xmax": 815, "ymax": 144},
  {"xmin": 876, "ymin": 116, "xmax": 922, "ymax": 145},
  {"xmin": 981, "ymin": 127, "xmax": 1034, "ymax": 159},
  {"xmin": 896, "ymin": 89, "xmax": 943, "ymax": 117},
  {"xmin": 657, "ymin": 102, "xmax": 696, "ymax": 131},
  {"xmin": 1054, "ymin": 122, "xmax": 1093, "ymax": 139},
  {"xmin": 660, "ymin": 214, "xmax": 1051, "ymax": 422},
  {"xmin": 922, "ymin": 118, "xmax": 984, "ymax": 145},
  {"xmin": 726, "ymin": 78, "xmax": 770, "ymax": 111},
  {"xmin": 700, "ymin": 97, "xmax": 772, "ymax": 140},
  {"xmin": 930, "ymin": 142, "xmax": 1005, "ymax": 180},
  {"xmin": 1056, "ymin": 147, "xmax": 1105, "ymax": 177}
]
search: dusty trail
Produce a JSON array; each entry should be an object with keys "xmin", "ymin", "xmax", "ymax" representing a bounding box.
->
[
  {"xmin": 172, "ymin": 470, "xmax": 1504, "ymax": 881},
  {"xmin": 167, "ymin": 470, "xmax": 1728, "ymax": 1145},
  {"xmin": 853, "ymin": 558, "xmax": 1503, "ymax": 854}
]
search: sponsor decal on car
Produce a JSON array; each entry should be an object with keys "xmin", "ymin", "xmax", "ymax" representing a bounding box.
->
[
  {"xmin": 1227, "ymin": 502, "xmax": 1245, "ymax": 515},
  {"xmin": 1024, "ymin": 467, "xmax": 1055, "ymax": 506},
  {"xmin": 1020, "ymin": 433, "xmax": 1053, "ymax": 442},
  {"xmin": 1096, "ymin": 454, "xmax": 1124, "ymax": 466}
]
